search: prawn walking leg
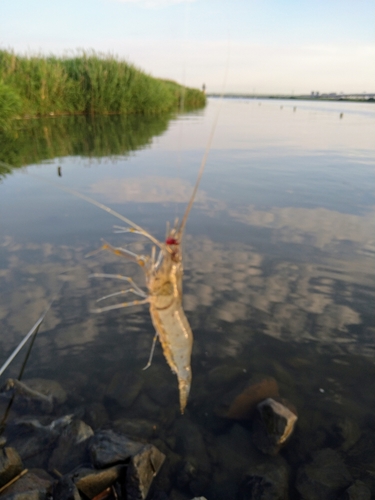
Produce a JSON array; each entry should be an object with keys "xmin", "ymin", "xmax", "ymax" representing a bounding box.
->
[
  {"xmin": 91, "ymin": 298, "xmax": 149, "ymax": 314},
  {"xmin": 142, "ymin": 332, "xmax": 159, "ymax": 371}
]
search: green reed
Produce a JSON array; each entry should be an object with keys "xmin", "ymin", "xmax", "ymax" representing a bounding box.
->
[{"xmin": 0, "ymin": 49, "xmax": 206, "ymax": 131}]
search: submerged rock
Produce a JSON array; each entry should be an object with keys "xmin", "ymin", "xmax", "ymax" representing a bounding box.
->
[
  {"xmin": 343, "ymin": 480, "xmax": 371, "ymax": 500},
  {"xmin": 126, "ymin": 444, "xmax": 166, "ymax": 500},
  {"xmin": 23, "ymin": 379, "xmax": 67, "ymax": 405},
  {"xmin": 84, "ymin": 403, "xmax": 109, "ymax": 430},
  {"xmin": 72, "ymin": 465, "xmax": 125, "ymax": 499},
  {"xmin": 238, "ymin": 456, "xmax": 289, "ymax": 500},
  {"xmin": 331, "ymin": 417, "xmax": 361, "ymax": 452},
  {"xmin": 0, "ymin": 378, "xmax": 66, "ymax": 415},
  {"xmin": 48, "ymin": 419, "xmax": 93, "ymax": 474},
  {"xmin": 296, "ymin": 448, "xmax": 352, "ymax": 500},
  {"xmin": 0, "ymin": 447, "xmax": 23, "ymax": 488},
  {"xmin": 3, "ymin": 417, "xmax": 72, "ymax": 469},
  {"xmin": 252, "ymin": 398, "xmax": 298, "ymax": 455},
  {"xmin": 0, "ymin": 471, "xmax": 52, "ymax": 500},
  {"xmin": 106, "ymin": 371, "xmax": 144, "ymax": 409},
  {"xmin": 217, "ymin": 376, "xmax": 279, "ymax": 420},
  {"xmin": 53, "ymin": 475, "xmax": 81, "ymax": 500},
  {"xmin": 113, "ymin": 418, "xmax": 159, "ymax": 440},
  {"xmin": 0, "ymin": 380, "xmax": 52, "ymax": 414},
  {"xmin": 89, "ymin": 429, "xmax": 144, "ymax": 468},
  {"xmin": 13, "ymin": 415, "xmax": 73, "ymax": 435}
]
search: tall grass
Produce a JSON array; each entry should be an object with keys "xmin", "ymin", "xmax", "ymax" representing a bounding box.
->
[{"xmin": 0, "ymin": 49, "xmax": 206, "ymax": 130}]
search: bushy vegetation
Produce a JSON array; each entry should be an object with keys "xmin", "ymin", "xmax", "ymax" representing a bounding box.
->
[
  {"xmin": 0, "ymin": 49, "xmax": 206, "ymax": 130},
  {"xmin": 0, "ymin": 80, "xmax": 22, "ymax": 131}
]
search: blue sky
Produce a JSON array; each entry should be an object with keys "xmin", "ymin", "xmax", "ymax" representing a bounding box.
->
[{"xmin": 1, "ymin": 0, "xmax": 374, "ymax": 93}]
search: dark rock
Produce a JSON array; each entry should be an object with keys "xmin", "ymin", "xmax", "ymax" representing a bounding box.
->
[
  {"xmin": 106, "ymin": 370, "xmax": 144, "ymax": 408},
  {"xmin": 152, "ymin": 449, "xmax": 183, "ymax": 495},
  {"xmin": 172, "ymin": 418, "xmax": 210, "ymax": 474},
  {"xmin": 343, "ymin": 480, "xmax": 371, "ymax": 500},
  {"xmin": 0, "ymin": 380, "xmax": 53, "ymax": 414},
  {"xmin": 3, "ymin": 420, "xmax": 60, "ymax": 470},
  {"xmin": 0, "ymin": 379, "xmax": 67, "ymax": 414},
  {"xmin": 0, "ymin": 471, "xmax": 51, "ymax": 500},
  {"xmin": 48, "ymin": 419, "xmax": 93, "ymax": 474},
  {"xmin": 172, "ymin": 419, "xmax": 211, "ymax": 494},
  {"xmin": 84, "ymin": 403, "xmax": 109, "ymax": 430},
  {"xmin": 72, "ymin": 465, "xmax": 125, "ymax": 499},
  {"xmin": 126, "ymin": 444, "xmax": 166, "ymax": 500},
  {"xmin": 296, "ymin": 448, "xmax": 352, "ymax": 500},
  {"xmin": 0, "ymin": 447, "xmax": 23, "ymax": 488},
  {"xmin": 213, "ymin": 423, "xmax": 260, "ymax": 479},
  {"xmin": 217, "ymin": 376, "xmax": 279, "ymax": 420},
  {"xmin": 89, "ymin": 429, "xmax": 144, "ymax": 468},
  {"xmin": 331, "ymin": 418, "xmax": 361, "ymax": 452},
  {"xmin": 113, "ymin": 418, "xmax": 159, "ymax": 440},
  {"xmin": 208, "ymin": 365, "xmax": 245, "ymax": 388},
  {"xmin": 53, "ymin": 476, "xmax": 81, "ymax": 500},
  {"xmin": 207, "ymin": 424, "xmax": 263, "ymax": 500},
  {"xmin": 0, "ymin": 492, "xmax": 45, "ymax": 500},
  {"xmin": 13, "ymin": 415, "xmax": 73, "ymax": 435},
  {"xmin": 238, "ymin": 456, "xmax": 289, "ymax": 500},
  {"xmin": 252, "ymin": 398, "xmax": 298, "ymax": 455},
  {"xmin": 346, "ymin": 431, "xmax": 375, "ymax": 469},
  {"xmin": 23, "ymin": 379, "xmax": 67, "ymax": 405},
  {"xmin": 0, "ymin": 436, "xmax": 6, "ymax": 448}
]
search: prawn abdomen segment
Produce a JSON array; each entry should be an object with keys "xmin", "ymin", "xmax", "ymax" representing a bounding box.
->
[{"xmin": 150, "ymin": 301, "xmax": 193, "ymax": 413}]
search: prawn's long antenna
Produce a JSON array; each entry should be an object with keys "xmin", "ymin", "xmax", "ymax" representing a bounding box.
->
[
  {"xmin": 179, "ymin": 39, "xmax": 230, "ymax": 238},
  {"xmin": 179, "ymin": 104, "xmax": 222, "ymax": 236},
  {"xmin": 28, "ymin": 174, "xmax": 163, "ymax": 249}
]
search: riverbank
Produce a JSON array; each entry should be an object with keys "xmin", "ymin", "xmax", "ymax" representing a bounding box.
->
[
  {"xmin": 208, "ymin": 93, "xmax": 375, "ymax": 103},
  {"xmin": 0, "ymin": 49, "xmax": 206, "ymax": 131}
]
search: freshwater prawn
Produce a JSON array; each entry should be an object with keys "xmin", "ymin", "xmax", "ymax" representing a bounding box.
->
[{"xmin": 54, "ymin": 117, "xmax": 218, "ymax": 414}]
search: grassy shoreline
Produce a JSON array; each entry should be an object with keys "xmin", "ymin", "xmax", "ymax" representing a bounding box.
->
[{"xmin": 0, "ymin": 49, "xmax": 206, "ymax": 131}]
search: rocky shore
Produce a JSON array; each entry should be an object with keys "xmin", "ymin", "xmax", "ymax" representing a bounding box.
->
[{"xmin": 0, "ymin": 368, "xmax": 374, "ymax": 500}]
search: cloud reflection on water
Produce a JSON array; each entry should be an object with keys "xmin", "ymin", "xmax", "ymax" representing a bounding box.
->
[
  {"xmin": 1, "ymin": 203, "xmax": 373, "ymax": 371},
  {"xmin": 90, "ymin": 176, "xmax": 208, "ymax": 204}
]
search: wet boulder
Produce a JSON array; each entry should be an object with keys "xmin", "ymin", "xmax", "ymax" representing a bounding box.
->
[
  {"xmin": 343, "ymin": 480, "xmax": 371, "ymax": 500},
  {"xmin": 48, "ymin": 419, "xmax": 94, "ymax": 474},
  {"xmin": 106, "ymin": 370, "xmax": 144, "ymax": 409},
  {"xmin": 126, "ymin": 444, "xmax": 166, "ymax": 500},
  {"xmin": 89, "ymin": 429, "xmax": 144, "ymax": 468},
  {"xmin": 84, "ymin": 402, "xmax": 109, "ymax": 430},
  {"xmin": 296, "ymin": 448, "xmax": 352, "ymax": 500},
  {"xmin": 0, "ymin": 378, "xmax": 66, "ymax": 415},
  {"xmin": 53, "ymin": 475, "xmax": 81, "ymax": 500},
  {"xmin": 3, "ymin": 416, "xmax": 73, "ymax": 470},
  {"xmin": 330, "ymin": 417, "xmax": 361, "ymax": 452},
  {"xmin": 237, "ymin": 456, "xmax": 289, "ymax": 500},
  {"xmin": 216, "ymin": 376, "xmax": 279, "ymax": 420},
  {"xmin": 113, "ymin": 418, "xmax": 159, "ymax": 440},
  {"xmin": 0, "ymin": 470, "xmax": 52, "ymax": 500},
  {"xmin": 172, "ymin": 417, "xmax": 211, "ymax": 495},
  {"xmin": 72, "ymin": 465, "xmax": 125, "ymax": 499},
  {"xmin": 252, "ymin": 398, "xmax": 298, "ymax": 455},
  {"xmin": 0, "ymin": 447, "xmax": 23, "ymax": 488}
]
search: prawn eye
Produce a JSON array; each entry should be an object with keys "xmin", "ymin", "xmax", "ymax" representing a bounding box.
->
[{"xmin": 166, "ymin": 237, "xmax": 178, "ymax": 245}]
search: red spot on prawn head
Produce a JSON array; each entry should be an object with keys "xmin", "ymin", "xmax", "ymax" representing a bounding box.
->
[{"xmin": 166, "ymin": 237, "xmax": 179, "ymax": 245}]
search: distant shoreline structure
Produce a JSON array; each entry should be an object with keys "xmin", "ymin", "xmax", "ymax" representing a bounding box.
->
[{"xmin": 208, "ymin": 93, "xmax": 375, "ymax": 103}]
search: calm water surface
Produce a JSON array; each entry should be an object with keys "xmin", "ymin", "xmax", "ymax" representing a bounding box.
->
[{"xmin": 0, "ymin": 98, "xmax": 374, "ymax": 497}]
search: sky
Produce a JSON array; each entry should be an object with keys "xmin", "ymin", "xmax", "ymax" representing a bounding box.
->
[{"xmin": 1, "ymin": 0, "xmax": 374, "ymax": 94}]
